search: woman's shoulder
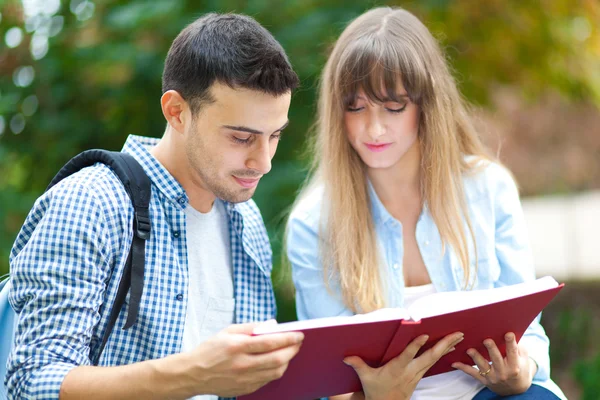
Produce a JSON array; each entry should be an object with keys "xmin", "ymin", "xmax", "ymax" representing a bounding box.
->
[
  {"xmin": 288, "ymin": 182, "xmax": 326, "ymax": 229},
  {"xmin": 463, "ymin": 156, "xmax": 518, "ymax": 202}
]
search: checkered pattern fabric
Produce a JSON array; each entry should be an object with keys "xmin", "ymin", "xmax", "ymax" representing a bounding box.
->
[{"xmin": 6, "ymin": 135, "xmax": 275, "ymax": 400}]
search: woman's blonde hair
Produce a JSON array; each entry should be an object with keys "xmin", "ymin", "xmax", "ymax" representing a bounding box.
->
[{"xmin": 293, "ymin": 6, "xmax": 494, "ymax": 313}]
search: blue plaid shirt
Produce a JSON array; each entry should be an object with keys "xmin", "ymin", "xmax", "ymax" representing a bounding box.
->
[{"xmin": 6, "ymin": 135, "xmax": 276, "ymax": 399}]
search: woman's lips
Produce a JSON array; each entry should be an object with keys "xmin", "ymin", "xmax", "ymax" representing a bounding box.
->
[{"xmin": 365, "ymin": 143, "xmax": 392, "ymax": 152}]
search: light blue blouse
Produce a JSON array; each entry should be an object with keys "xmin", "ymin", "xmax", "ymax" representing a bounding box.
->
[{"xmin": 287, "ymin": 161, "xmax": 565, "ymax": 399}]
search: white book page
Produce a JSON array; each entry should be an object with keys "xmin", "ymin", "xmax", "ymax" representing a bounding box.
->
[
  {"xmin": 253, "ymin": 307, "xmax": 411, "ymax": 335},
  {"xmin": 407, "ymin": 276, "xmax": 559, "ymax": 321}
]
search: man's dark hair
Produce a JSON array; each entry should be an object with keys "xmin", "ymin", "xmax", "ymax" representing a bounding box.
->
[{"xmin": 162, "ymin": 13, "xmax": 299, "ymax": 114}]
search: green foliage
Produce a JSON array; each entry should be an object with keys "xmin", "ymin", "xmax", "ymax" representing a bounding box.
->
[
  {"xmin": 551, "ymin": 307, "xmax": 594, "ymax": 365},
  {"xmin": 542, "ymin": 281, "xmax": 600, "ymax": 399},
  {"xmin": 1, "ymin": 0, "xmax": 599, "ymax": 320},
  {"xmin": 1, "ymin": 1, "xmax": 600, "ymax": 396},
  {"xmin": 575, "ymin": 353, "xmax": 600, "ymax": 400}
]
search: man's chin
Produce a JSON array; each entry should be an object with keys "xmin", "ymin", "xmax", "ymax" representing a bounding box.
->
[{"xmin": 220, "ymin": 188, "xmax": 256, "ymax": 204}]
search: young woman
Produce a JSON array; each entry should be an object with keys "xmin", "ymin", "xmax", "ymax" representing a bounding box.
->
[{"xmin": 286, "ymin": 6, "xmax": 566, "ymax": 400}]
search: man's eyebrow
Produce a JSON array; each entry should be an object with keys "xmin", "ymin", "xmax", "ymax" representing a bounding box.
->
[{"xmin": 222, "ymin": 120, "xmax": 289, "ymax": 135}]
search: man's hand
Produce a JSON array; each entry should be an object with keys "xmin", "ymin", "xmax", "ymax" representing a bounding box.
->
[{"xmin": 185, "ymin": 322, "xmax": 304, "ymax": 397}]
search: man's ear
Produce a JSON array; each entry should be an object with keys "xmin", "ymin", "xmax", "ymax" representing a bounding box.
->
[{"xmin": 161, "ymin": 90, "xmax": 190, "ymax": 134}]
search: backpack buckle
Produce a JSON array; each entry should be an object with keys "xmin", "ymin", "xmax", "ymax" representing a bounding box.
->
[{"xmin": 134, "ymin": 212, "xmax": 151, "ymax": 240}]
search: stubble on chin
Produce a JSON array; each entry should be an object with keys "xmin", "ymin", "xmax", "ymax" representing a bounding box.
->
[{"xmin": 211, "ymin": 180, "xmax": 256, "ymax": 204}]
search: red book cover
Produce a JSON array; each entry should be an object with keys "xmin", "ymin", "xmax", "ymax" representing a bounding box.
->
[
  {"xmin": 240, "ymin": 277, "xmax": 563, "ymax": 400},
  {"xmin": 241, "ymin": 317, "xmax": 405, "ymax": 400},
  {"xmin": 380, "ymin": 284, "xmax": 564, "ymax": 376}
]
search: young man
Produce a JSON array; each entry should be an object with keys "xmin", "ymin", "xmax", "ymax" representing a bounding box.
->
[{"xmin": 6, "ymin": 13, "xmax": 302, "ymax": 400}]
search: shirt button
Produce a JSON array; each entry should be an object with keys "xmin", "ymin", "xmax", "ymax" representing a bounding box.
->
[
  {"xmin": 173, "ymin": 230, "xmax": 181, "ymax": 238},
  {"xmin": 175, "ymin": 293, "xmax": 184, "ymax": 301},
  {"xmin": 425, "ymin": 240, "xmax": 430, "ymax": 246},
  {"xmin": 393, "ymin": 263, "xmax": 400, "ymax": 270},
  {"xmin": 178, "ymin": 197, "xmax": 186, "ymax": 205}
]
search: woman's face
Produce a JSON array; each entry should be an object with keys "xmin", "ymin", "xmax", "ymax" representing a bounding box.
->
[{"xmin": 343, "ymin": 86, "xmax": 420, "ymax": 171}]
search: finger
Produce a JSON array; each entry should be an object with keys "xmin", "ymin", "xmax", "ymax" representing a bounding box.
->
[
  {"xmin": 466, "ymin": 348, "xmax": 492, "ymax": 375},
  {"xmin": 250, "ymin": 342, "xmax": 303, "ymax": 371},
  {"xmin": 226, "ymin": 322, "xmax": 263, "ymax": 334},
  {"xmin": 343, "ymin": 356, "xmax": 372, "ymax": 377},
  {"xmin": 452, "ymin": 362, "xmax": 486, "ymax": 384},
  {"xmin": 242, "ymin": 361, "xmax": 293, "ymax": 388},
  {"xmin": 504, "ymin": 332, "xmax": 520, "ymax": 367},
  {"xmin": 483, "ymin": 338, "xmax": 504, "ymax": 368},
  {"xmin": 412, "ymin": 332, "xmax": 464, "ymax": 374},
  {"xmin": 392, "ymin": 334, "xmax": 430, "ymax": 367},
  {"xmin": 245, "ymin": 331, "xmax": 305, "ymax": 354}
]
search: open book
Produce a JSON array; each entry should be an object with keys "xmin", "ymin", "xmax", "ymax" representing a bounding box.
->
[{"xmin": 240, "ymin": 276, "xmax": 563, "ymax": 400}]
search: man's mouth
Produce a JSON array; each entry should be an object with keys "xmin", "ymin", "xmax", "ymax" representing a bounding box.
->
[{"xmin": 233, "ymin": 176, "xmax": 261, "ymax": 188}]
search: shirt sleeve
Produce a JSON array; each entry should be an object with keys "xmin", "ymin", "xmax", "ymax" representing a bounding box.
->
[
  {"xmin": 6, "ymin": 179, "xmax": 113, "ymax": 399},
  {"xmin": 286, "ymin": 208, "xmax": 353, "ymax": 321},
  {"xmin": 491, "ymin": 164, "xmax": 551, "ymax": 383}
]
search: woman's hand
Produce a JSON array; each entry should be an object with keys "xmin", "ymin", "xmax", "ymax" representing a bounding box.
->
[
  {"xmin": 452, "ymin": 332, "xmax": 536, "ymax": 396},
  {"xmin": 343, "ymin": 332, "xmax": 465, "ymax": 400}
]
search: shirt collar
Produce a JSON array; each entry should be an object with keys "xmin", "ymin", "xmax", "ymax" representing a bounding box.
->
[
  {"xmin": 368, "ymin": 179, "xmax": 395, "ymax": 225},
  {"xmin": 367, "ymin": 178, "xmax": 428, "ymax": 225},
  {"xmin": 121, "ymin": 135, "xmax": 188, "ymax": 208}
]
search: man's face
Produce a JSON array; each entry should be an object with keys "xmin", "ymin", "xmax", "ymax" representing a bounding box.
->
[{"xmin": 184, "ymin": 82, "xmax": 291, "ymax": 204}]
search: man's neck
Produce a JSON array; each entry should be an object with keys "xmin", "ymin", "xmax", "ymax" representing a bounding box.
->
[{"xmin": 150, "ymin": 130, "xmax": 216, "ymax": 213}]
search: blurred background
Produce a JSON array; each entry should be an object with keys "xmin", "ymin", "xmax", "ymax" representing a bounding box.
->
[{"xmin": 1, "ymin": 0, "xmax": 599, "ymax": 398}]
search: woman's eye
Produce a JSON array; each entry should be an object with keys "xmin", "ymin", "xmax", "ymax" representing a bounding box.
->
[
  {"xmin": 346, "ymin": 106, "xmax": 364, "ymax": 113},
  {"xmin": 386, "ymin": 103, "xmax": 408, "ymax": 113}
]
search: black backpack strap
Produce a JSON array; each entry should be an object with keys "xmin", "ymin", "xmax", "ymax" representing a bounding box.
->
[{"xmin": 46, "ymin": 149, "xmax": 151, "ymax": 363}]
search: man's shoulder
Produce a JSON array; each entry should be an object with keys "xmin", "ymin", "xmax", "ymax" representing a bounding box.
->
[
  {"xmin": 51, "ymin": 163, "xmax": 129, "ymax": 201},
  {"xmin": 10, "ymin": 162, "xmax": 133, "ymax": 264},
  {"xmin": 42, "ymin": 162, "xmax": 133, "ymax": 222}
]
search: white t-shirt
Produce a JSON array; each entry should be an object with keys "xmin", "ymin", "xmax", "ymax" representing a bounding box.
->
[
  {"xmin": 405, "ymin": 284, "xmax": 485, "ymax": 400},
  {"xmin": 181, "ymin": 199, "xmax": 235, "ymax": 400}
]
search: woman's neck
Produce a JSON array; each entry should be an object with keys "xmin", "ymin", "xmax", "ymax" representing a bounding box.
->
[{"xmin": 367, "ymin": 140, "xmax": 422, "ymax": 207}]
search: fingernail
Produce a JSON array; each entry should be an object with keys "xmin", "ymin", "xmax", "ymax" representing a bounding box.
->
[
  {"xmin": 422, "ymin": 335, "xmax": 430, "ymax": 343},
  {"xmin": 343, "ymin": 359, "xmax": 351, "ymax": 366},
  {"xmin": 451, "ymin": 363, "xmax": 459, "ymax": 369},
  {"xmin": 444, "ymin": 346, "xmax": 456, "ymax": 355},
  {"xmin": 505, "ymin": 333, "xmax": 514, "ymax": 341},
  {"xmin": 295, "ymin": 332, "xmax": 305, "ymax": 342}
]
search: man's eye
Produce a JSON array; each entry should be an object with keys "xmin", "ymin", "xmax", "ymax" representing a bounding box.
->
[
  {"xmin": 270, "ymin": 133, "xmax": 281, "ymax": 140},
  {"xmin": 232, "ymin": 136, "xmax": 251, "ymax": 144}
]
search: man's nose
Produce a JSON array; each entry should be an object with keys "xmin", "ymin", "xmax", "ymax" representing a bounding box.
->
[{"xmin": 246, "ymin": 141, "xmax": 272, "ymax": 175}]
